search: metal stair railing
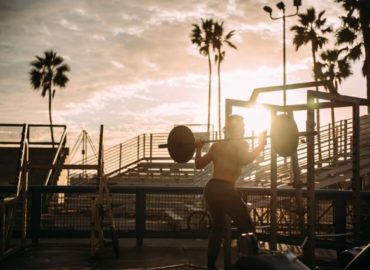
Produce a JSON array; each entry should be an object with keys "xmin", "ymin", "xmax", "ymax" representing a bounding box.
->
[
  {"xmin": 44, "ymin": 127, "xmax": 67, "ymax": 186},
  {"xmin": 0, "ymin": 124, "xmax": 28, "ymax": 259},
  {"xmin": 69, "ymin": 132, "xmax": 169, "ymax": 181},
  {"xmin": 235, "ymin": 115, "xmax": 370, "ymax": 189},
  {"xmin": 69, "ymin": 115, "xmax": 370, "ymax": 188}
]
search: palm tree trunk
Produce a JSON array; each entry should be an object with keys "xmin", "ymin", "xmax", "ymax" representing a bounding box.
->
[
  {"xmin": 48, "ymin": 88, "xmax": 55, "ymax": 148},
  {"xmin": 217, "ymin": 51, "xmax": 222, "ymax": 134},
  {"xmin": 312, "ymin": 46, "xmax": 323, "ymax": 164},
  {"xmin": 207, "ymin": 52, "xmax": 212, "ymax": 133}
]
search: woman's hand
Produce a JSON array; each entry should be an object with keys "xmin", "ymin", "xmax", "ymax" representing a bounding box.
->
[
  {"xmin": 194, "ymin": 140, "xmax": 204, "ymax": 151},
  {"xmin": 259, "ymin": 130, "xmax": 267, "ymax": 147}
]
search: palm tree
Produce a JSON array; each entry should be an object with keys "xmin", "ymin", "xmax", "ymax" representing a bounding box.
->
[
  {"xmin": 316, "ymin": 48, "xmax": 352, "ymax": 94},
  {"xmin": 291, "ymin": 7, "xmax": 332, "ymax": 162},
  {"xmin": 191, "ymin": 19, "xmax": 214, "ymax": 133},
  {"xmin": 212, "ymin": 21, "xmax": 237, "ymax": 133},
  {"xmin": 336, "ymin": 0, "xmax": 370, "ymax": 113},
  {"xmin": 29, "ymin": 50, "xmax": 70, "ymax": 147},
  {"xmin": 316, "ymin": 48, "xmax": 352, "ymax": 164}
]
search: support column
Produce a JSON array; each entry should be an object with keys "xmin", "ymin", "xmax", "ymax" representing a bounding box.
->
[
  {"xmin": 270, "ymin": 110, "xmax": 278, "ymax": 251},
  {"xmin": 352, "ymin": 105, "xmax": 361, "ymax": 245},
  {"xmin": 304, "ymin": 93, "xmax": 316, "ymax": 268}
]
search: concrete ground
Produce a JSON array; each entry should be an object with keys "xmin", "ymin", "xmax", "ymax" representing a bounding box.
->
[{"xmin": 0, "ymin": 238, "xmax": 340, "ymax": 270}]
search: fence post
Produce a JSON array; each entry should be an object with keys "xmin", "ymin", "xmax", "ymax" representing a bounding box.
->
[
  {"xmin": 135, "ymin": 190, "xmax": 146, "ymax": 246},
  {"xmin": 334, "ymin": 196, "xmax": 346, "ymax": 257},
  {"xmin": 352, "ymin": 105, "xmax": 361, "ymax": 245},
  {"xmin": 270, "ymin": 110, "xmax": 277, "ymax": 251},
  {"xmin": 30, "ymin": 189, "xmax": 42, "ymax": 244}
]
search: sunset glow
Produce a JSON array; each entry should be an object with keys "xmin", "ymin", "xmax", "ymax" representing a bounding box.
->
[{"xmin": 0, "ymin": 0, "xmax": 367, "ymax": 147}]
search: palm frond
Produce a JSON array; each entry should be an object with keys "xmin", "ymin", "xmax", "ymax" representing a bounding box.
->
[
  {"xmin": 336, "ymin": 27, "xmax": 357, "ymax": 44},
  {"xmin": 29, "ymin": 69, "xmax": 42, "ymax": 89},
  {"xmin": 347, "ymin": 42, "xmax": 363, "ymax": 61}
]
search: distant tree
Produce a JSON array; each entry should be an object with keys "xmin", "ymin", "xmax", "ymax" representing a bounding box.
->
[
  {"xmin": 212, "ymin": 21, "xmax": 237, "ymax": 132},
  {"xmin": 336, "ymin": 0, "xmax": 370, "ymax": 112},
  {"xmin": 291, "ymin": 7, "xmax": 332, "ymax": 162},
  {"xmin": 29, "ymin": 50, "xmax": 70, "ymax": 147},
  {"xmin": 191, "ymin": 19, "xmax": 214, "ymax": 133},
  {"xmin": 316, "ymin": 48, "xmax": 352, "ymax": 95},
  {"xmin": 316, "ymin": 48, "xmax": 352, "ymax": 163}
]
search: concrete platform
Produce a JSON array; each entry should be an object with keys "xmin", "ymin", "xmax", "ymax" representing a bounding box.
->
[
  {"xmin": 0, "ymin": 238, "xmax": 226, "ymax": 270},
  {"xmin": 0, "ymin": 238, "xmax": 340, "ymax": 270}
]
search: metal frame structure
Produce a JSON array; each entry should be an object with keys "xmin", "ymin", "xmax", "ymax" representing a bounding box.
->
[
  {"xmin": 225, "ymin": 80, "xmax": 370, "ymax": 268},
  {"xmin": 0, "ymin": 124, "xmax": 29, "ymax": 260}
]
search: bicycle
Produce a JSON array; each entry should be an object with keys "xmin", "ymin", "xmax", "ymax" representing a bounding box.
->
[{"xmin": 186, "ymin": 196, "xmax": 212, "ymax": 231}]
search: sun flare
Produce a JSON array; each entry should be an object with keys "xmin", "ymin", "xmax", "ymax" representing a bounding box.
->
[{"xmin": 234, "ymin": 105, "xmax": 271, "ymax": 135}]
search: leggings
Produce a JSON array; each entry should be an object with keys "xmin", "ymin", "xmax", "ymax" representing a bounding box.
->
[{"xmin": 203, "ymin": 179, "xmax": 255, "ymax": 267}]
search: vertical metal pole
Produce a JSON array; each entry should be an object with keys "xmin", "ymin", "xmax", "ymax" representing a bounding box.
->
[
  {"xmin": 0, "ymin": 197, "xmax": 4, "ymax": 256},
  {"xmin": 135, "ymin": 190, "xmax": 145, "ymax": 247},
  {"xmin": 137, "ymin": 136, "xmax": 140, "ymax": 162},
  {"xmin": 150, "ymin": 134, "xmax": 153, "ymax": 162},
  {"xmin": 143, "ymin": 134, "xmax": 146, "ymax": 159},
  {"xmin": 97, "ymin": 125, "xmax": 104, "ymax": 189},
  {"xmin": 119, "ymin": 143, "xmax": 122, "ymax": 172},
  {"xmin": 344, "ymin": 120, "xmax": 348, "ymax": 161},
  {"xmin": 328, "ymin": 123, "xmax": 332, "ymax": 164},
  {"xmin": 352, "ymin": 105, "xmax": 361, "ymax": 245},
  {"xmin": 304, "ymin": 92, "xmax": 316, "ymax": 268},
  {"xmin": 334, "ymin": 197, "xmax": 346, "ymax": 257},
  {"xmin": 21, "ymin": 139, "xmax": 29, "ymax": 249},
  {"xmin": 270, "ymin": 110, "xmax": 277, "ymax": 250},
  {"xmin": 282, "ymin": 10, "xmax": 286, "ymax": 106}
]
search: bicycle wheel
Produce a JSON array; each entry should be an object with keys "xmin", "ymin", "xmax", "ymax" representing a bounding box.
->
[{"xmin": 187, "ymin": 211, "xmax": 211, "ymax": 231}]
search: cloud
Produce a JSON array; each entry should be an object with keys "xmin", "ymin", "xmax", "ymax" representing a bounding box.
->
[
  {"xmin": 59, "ymin": 18, "xmax": 79, "ymax": 31},
  {"xmin": 0, "ymin": 0, "xmax": 367, "ymax": 148}
]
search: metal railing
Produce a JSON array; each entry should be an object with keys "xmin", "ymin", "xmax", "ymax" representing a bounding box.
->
[
  {"xmin": 0, "ymin": 124, "xmax": 28, "ymax": 258},
  {"xmin": 0, "ymin": 185, "xmax": 369, "ymax": 252},
  {"xmin": 68, "ymin": 115, "xmax": 370, "ymax": 188}
]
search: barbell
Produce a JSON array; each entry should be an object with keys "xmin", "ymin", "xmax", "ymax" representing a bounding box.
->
[{"xmin": 159, "ymin": 114, "xmax": 312, "ymax": 163}]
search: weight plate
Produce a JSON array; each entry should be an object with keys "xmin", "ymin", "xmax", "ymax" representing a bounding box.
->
[
  {"xmin": 271, "ymin": 115, "xmax": 299, "ymax": 157},
  {"xmin": 167, "ymin": 125, "xmax": 195, "ymax": 163}
]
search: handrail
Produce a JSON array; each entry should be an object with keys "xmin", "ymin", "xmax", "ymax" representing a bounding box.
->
[
  {"xmin": 44, "ymin": 128, "xmax": 67, "ymax": 186},
  {"xmin": 68, "ymin": 114, "xmax": 370, "ymax": 188},
  {"xmin": 15, "ymin": 124, "xmax": 28, "ymax": 197}
]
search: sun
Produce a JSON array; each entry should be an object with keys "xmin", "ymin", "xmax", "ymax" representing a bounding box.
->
[{"xmin": 233, "ymin": 104, "xmax": 271, "ymax": 135}]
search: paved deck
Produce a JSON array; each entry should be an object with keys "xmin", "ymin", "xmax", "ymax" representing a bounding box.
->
[
  {"xmin": 0, "ymin": 238, "xmax": 340, "ymax": 270},
  {"xmin": 0, "ymin": 239, "xmax": 224, "ymax": 270}
]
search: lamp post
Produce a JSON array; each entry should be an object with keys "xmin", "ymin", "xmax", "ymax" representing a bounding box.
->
[{"xmin": 263, "ymin": 0, "xmax": 302, "ymax": 106}]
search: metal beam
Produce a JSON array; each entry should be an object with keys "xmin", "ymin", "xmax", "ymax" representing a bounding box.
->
[{"xmin": 308, "ymin": 90, "xmax": 370, "ymax": 106}]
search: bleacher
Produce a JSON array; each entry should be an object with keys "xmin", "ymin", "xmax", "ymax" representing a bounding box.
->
[{"xmin": 68, "ymin": 115, "xmax": 370, "ymax": 190}]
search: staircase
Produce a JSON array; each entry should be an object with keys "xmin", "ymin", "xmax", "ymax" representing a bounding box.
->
[
  {"xmin": 70, "ymin": 115, "xmax": 370, "ymax": 189},
  {"xmin": 0, "ymin": 124, "xmax": 68, "ymax": 186},
  {"xmin": 237, "ymin": 114, "xmax": 370, "ymax": 189}
]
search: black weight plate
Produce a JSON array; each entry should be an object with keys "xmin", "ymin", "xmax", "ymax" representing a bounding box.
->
[
  {"xmin": 271, "ymin": 115, "xmax": 299, "ymax": 157},
  {"xmin": 167, "ymin": 125, "xmax": 195, "ymax": 163}
]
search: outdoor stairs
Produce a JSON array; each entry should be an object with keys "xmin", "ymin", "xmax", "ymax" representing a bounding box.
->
[{"xmin": 70, "ymin": 115, "xmax": 370, "ymax": 190}]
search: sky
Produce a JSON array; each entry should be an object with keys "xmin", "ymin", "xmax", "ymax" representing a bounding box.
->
[{"xmin": 0, "ymin": 0, "xmax": 368, "ymax": 149}]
